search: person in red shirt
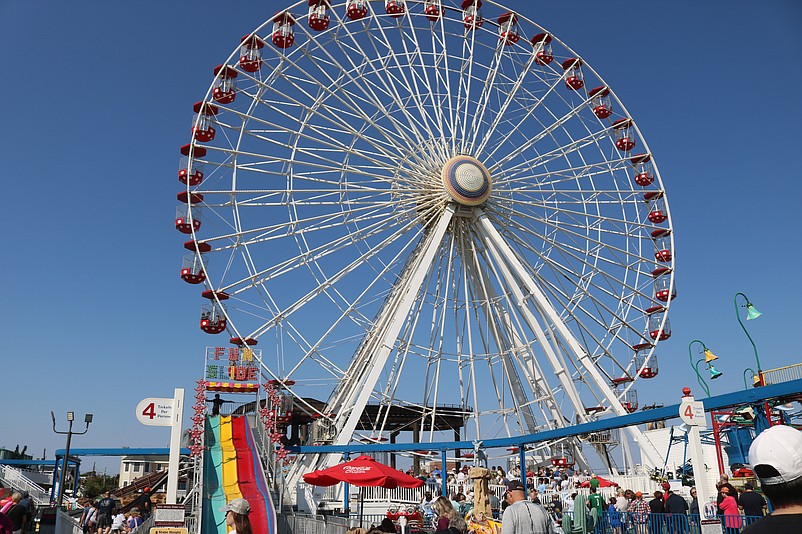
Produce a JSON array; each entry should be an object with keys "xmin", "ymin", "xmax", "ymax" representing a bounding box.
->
[{"xmin": 719, "ymin": 487, "xmax": 742, "ymax": 534}]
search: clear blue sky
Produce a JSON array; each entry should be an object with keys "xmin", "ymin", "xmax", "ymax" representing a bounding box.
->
[{"xmin": 1, "ymin": 1, "xmax": 800, "ymax": 474}]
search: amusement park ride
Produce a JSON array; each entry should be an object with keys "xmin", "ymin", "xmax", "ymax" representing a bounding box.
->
[{"xmin": 169, "ymin": 0, "xmax": 800, "ymax": 527}]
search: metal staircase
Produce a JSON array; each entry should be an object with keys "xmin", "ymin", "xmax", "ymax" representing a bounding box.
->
[{"xmin": 0, "ymin": 465, "xmax": 50, "ymax": 506}]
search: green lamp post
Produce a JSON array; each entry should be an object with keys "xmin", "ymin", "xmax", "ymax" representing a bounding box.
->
[
  {"xmin": 688, "ymin": 339, "xmax": 723, "ymax": 398},
  {"xmin": 734, "ymin": 292, "xmax": 763, "ymax": 385}
]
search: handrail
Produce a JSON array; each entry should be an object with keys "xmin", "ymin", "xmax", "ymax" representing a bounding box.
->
[
  {"xmin": 0, "ymin": 465, "xmax": 50, "ymax": 506},
  {"xmin": 762, "ymin": 362, "xmax": 802, "ymax": 386}
]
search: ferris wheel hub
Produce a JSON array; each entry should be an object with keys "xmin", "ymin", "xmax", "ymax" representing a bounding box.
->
[{"xmin": 442, "ymin": 155, "xmax": 492, "ymax": 206}]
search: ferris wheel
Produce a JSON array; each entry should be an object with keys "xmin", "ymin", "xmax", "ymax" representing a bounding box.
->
[{"xmin": 176, "ymin": 0, "xmax": 676, "ymax": 476}]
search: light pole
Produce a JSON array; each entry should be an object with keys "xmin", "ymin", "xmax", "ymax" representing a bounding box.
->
[
  {"xmin": 52, "ymin": 411, "xmax": 93, "ymax": 508},
  {"xmin": 688, "ymin": 340, "xmax": 723, "ymax": 398},
  {"xmin": 734, "ymin": 292, "xmax": 763, "ymax": 385},
  {"xmin": 743, "ymin": 368, "xmax": 760, "ymax": 389}
]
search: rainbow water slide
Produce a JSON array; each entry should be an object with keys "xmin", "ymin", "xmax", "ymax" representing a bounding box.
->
[{"xmin": 203, "ymin": 415, "xmax": 276, "ymax": 534}]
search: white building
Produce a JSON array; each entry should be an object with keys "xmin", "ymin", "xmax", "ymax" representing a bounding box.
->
[{"xmin": 118, "ymin": 455, "xmax": 169, "ymax": 488}]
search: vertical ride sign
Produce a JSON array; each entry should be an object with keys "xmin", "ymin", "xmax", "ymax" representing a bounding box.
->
[{"xmin": 136, "ymin": 389, "xmax": 184, "ymax": 505}]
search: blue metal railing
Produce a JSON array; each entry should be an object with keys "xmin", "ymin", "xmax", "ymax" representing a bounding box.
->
[
  {"xmin": 561, "ymin": 510, "xmax": 765, "ymax": 533},
  {"xmin": 326, "ymin": 510, "xmax": 768, "ymax": 533}
]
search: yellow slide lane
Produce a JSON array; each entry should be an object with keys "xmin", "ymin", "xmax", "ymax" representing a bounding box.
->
[{"xmin": 219, "ymin": 416, "xmax": 244, "ymax": 504}]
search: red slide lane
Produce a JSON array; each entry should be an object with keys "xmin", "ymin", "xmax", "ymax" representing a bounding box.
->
[{"xmin": 231, "ymin": 416, "xmax": 268, "ymax": 530}]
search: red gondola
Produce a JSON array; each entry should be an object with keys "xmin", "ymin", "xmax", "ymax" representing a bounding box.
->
[
  {"xmin": 612, "ymin": 118, "xmax": 636, "ymax": 151},
  {"xmin": 191, "ymin": 101, "xmax": 218, "ymax": 143},
  {"xmin": 178, "ymin": 144, "xmax": 206, "ymax": 186},
  {"xmin": 175, "ymin": 205, "xmax": 201, "ymax": 234},
  {"xmin": 308, "ymin": 0, "xmax": 331, "ymax": 31},
  {"xmin": 239, "ymin": 35, "xmax": 264, "ymax": 73},
  {"xmin": 531, "ymin": 33, "xmax": 553, "ymax": 65},
  {"xmin": 588, "ymin": 86, "xmax": 612, "ymax": 119},
  {"xmin": 630, "ymin": 154, "xmax": 655, "ymax": 187},
  {"xmin": 424, "ymin": 0, "xmax": 442, "ymax": 21},
  {"xmin": 461, "ymin": 0, "xmax": 483, "ymax": 29},
  {"xmin": 652, "ymin": 229, "xmax": 672, "ymax": 262},
  {"xmin": 272, "ymin": 12, "xmax": 296, "ymax": 49},
  {"xmin": 497, "ymin": 12, "xmax": 519, "ymax": 45},
  {"xmin": 212, "ymin": 65, "xmax": 238, "ymax": 104},
  {"xmin": 200, "ymin": 303, "xmax": 227, "ymax": 334},
  {"xmin": 562, "ymin": 58, "xmax": 583, "ymax": 90},
  {"xmin": 647, "ymin": 307, "xmax": 671, "ymax": 341},
  {"xmin": 654, "ymin": 272, "xmax": 676, "ymax": 302},
  {"xmin": 180, "ymin": 254, "xmax": 206, "ymax": 284},
  {"xmin": 346, "ymin": 0, "xmax": 369, "ymax": 20},
  {"xmin": 644, "ymin": 191, "xmax": 667, "ymax": 224},
  {"xmin": 634, "ymin": 342, "xmax": 659, "ymax": 379},
  {"xmin": 385, "ymin": 0, "xmax": 405, "ymax": 17}
]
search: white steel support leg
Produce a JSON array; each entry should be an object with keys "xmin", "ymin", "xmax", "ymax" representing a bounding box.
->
[
  {"xmin": 475, "ymin": 210, "xmax": 663, "ymax": 469},
  {"xmin": 291, "ymin": 205, "xmax": 456, "ymax": 482},
  {"xmin": 474, "ymin": 213, "xmax": 588, "ymax": 422},
  {"xmin": 463, "ymin": 257, "xmax": 539, "ymax": 433},
  {"xmin": 464, "ymin": 255, "xmax": 564, "ymax": 433}
]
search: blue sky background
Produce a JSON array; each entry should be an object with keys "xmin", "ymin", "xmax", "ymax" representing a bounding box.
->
[{"xmin": 1, "ymin": 1, "xmax": 800, "ymax": 474}]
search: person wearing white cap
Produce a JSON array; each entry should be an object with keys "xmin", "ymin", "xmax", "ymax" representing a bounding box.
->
[
  {"xmin": 742, "ymin": 425, "xmax": 802, "ymax": 533},
  {"xmin": 221, "ymin": 498, "xmax": 251, "ymax": 534}
]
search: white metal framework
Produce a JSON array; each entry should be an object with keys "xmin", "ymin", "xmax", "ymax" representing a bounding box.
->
[{"xmin": 178, "ymin": 0, "xmax": 675, "ymax": 479}]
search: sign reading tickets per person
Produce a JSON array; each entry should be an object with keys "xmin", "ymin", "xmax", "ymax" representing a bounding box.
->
[{"xmin": 204, "ymin": 346, "xmax": 262, "ymax": 383}]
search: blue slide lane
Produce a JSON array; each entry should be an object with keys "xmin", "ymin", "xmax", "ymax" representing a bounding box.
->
[{"xmin": 202, "ymin": 416, "xmax": 228, "ymax": 534}]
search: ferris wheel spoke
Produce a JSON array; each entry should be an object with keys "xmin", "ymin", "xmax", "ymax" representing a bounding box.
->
[
  {"xmin": 473, "ymin": 50, "xmax": 538, "ymax": 156},
  {"xmin": 502, "ymin": 211, "xmax": 654, "ymax": 302},
  {"xmin": 309, "ymin": 14, "xmax": 436, "ymax": 149},
  {"xmin": 455, "ymin": 28, "xmax": 481, "ymax": 154},
  {"xmin": 198, "ymin": 195, "xmax": 402, "ymax": 252},
  {"xmin": 504, "ymin": 196, "xmax": 656, "ymax": 240},
  {"xmin": 219, "ymin": 209, "xmax": 418, "ymax": 299},
  {"xmin": 429, "ymin": 17, "xmax": 459, "ymax": 153},
  {"xmin": 502, "ymin": 157, "xmax": 633, "ymax": 188},
  {"xmin": 482, "ymin": 66, "xmax": 573, "ymax": 164},
  {"xmin": 363, "ymin": 17, "xmax": 445, "ymax": 145},
  {"xmin": 245, "ymin": 212, "xmax": 430, "ymax": 342},
  {"xmin": 261, "ymin": 39, "xmax": 424, "ymax": 156},
  {"xmin": 233, "ymin": 93, "xmax": 404, "ymax": 164},
  {"xmin": 465, "ymin": 39, "xmax": 508, "ymax": 154},
  {"xmin": 398, "ymin": 16, "xmax": 453, "ymax": 159},
  {"xmin": 212, "ymin": 114, "xmax": 403, "ymax": 175},
  {"xmin": 491, "ymin": 112, "xmax": 611, "ymax": 179}
]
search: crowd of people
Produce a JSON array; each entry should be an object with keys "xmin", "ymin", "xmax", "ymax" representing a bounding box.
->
[
  {"xmin": 406, "ymin": 426, "xmax": 802, "ymax": 534},
  {"xmin": 79, "ymin": 492, "xmax": 147, "ymax": 534},
  {"xmin": 0, "ymin": 491, "xmax": 35, "ymax": 534}
]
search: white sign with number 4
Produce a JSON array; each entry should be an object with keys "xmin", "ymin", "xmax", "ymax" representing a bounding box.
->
[
  {"xmin": 679, "ymin": 399, "xmax": 707, "ymax": 429},
  {"xmin": 136, "ymin": 397, "xmax": 174, "ymax": 426}
]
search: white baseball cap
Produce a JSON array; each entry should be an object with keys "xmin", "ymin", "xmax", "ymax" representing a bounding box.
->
[
  {"xmin": 220, "ymin": 498, "xmax": 250, "ymax": 515},
  {"xmin": 749, "ymin": 425, "xmax": 802, "ymax": 485}
]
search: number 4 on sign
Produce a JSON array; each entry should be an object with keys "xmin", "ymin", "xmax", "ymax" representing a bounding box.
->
[
  {"xmin": 142, "ymin": 403, "xmax": 157, "ymax": 420},
  {"xmin": 136, "ymin": 397, "xmax": 174, "ymax": 427},
  {"xmin": 679, "ymin": 399, "xmax": 707, "ymax": 429}
]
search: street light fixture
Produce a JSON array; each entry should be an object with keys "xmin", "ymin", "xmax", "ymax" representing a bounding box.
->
[
  {"xmin": 51, "ymin": 411, "xmax": 93, "ymax": 508},
  {"xmin": 688, "ymin": 339, "xmax": 723, "ymax": 398},
  {"xmin": 734, "ymin": 292, "xmax": 763, "ymax": 385},
  {"xmin": 743, "ymin": 368, "xmax": 761, "ymax": 389}
]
